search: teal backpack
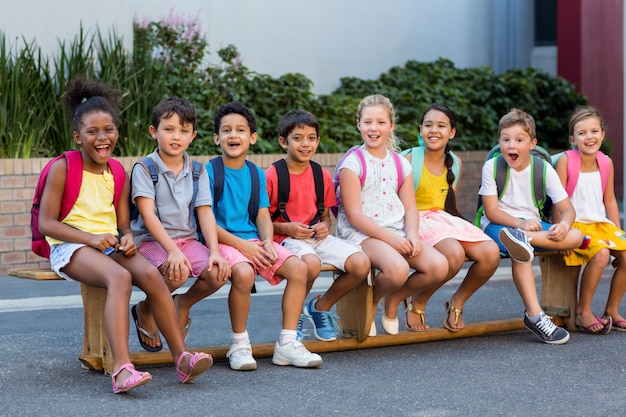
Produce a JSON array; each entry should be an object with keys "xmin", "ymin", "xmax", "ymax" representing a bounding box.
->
[
  {"xmin": 400, "ymin": 146, "xmax": 461, "ymax": 191},
  {"xmin": 474, "ymin": 144, "xmax": 553, "ymax": 227}
]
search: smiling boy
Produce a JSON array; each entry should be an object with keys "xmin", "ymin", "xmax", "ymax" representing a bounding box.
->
[
  {"xmin": 207, "ymin": 102, "xmax": 323, "ymax": 370},
  {"xmin": 265, "ymin": 109, "xmax": 371, "ymax": 342},
  {"xmin": 478, "ymin": 108, "xmax": 584, "ymax": 344}
]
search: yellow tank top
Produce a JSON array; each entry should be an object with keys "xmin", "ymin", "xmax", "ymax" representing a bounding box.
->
[
  {"xmin": 415, "ymin": 164, "xmax": 449, "ymax": 210},
  {"xmin": 46, "ymin": 170, "xmax": 119, "ymax": 246}
]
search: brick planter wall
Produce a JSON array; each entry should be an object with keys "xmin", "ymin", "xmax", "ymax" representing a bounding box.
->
[{"xmin": 0, "ymin": 151, "xmax": 488, "ymax": 275}]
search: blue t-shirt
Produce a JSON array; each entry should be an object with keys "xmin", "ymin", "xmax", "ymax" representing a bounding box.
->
[{"xmin": 206, "ymin": 160, "xmax": 269, "ymax": 240}]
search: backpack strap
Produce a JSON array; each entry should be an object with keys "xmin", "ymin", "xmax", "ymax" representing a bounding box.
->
[
  {"xmin": 530, "ymin": 156, "xmax": 549, "ymax": 221},
  {"xmin": 133, "ymin": 157, "xmax": 161, "ymax": 219},
  {"xmin": 390, "ymin": 151, "xmax": 403, "ymax": 191},
  {"xmin": 564, "ymin": 149, "xmax": 611, "ymax": 197},
  {"xmin": 402, "ymin": 147, "xmax": 460, "ymax": 191},
  {"xmin": 210, "ymin": 156, "xmax": 225, "ymax": 208},
  {"xmin": 190, "ymin": 159, "xmax": 204, "ymax": 210},
  {"xmin": 107, "ymin": 158, "xmax": 126, "ymax": 209},
  {"xmin": 271, "ymin": 159, "xmax": 291, "ymax": 222},
  {"xmin": 245, "ymin": 160, "xmax": 260, "ymax": 222},
  {"xmin": 310, "ymin": 161, "xmax": 325, "ymax": 225},
  {"xmin": 59, "ymin": 150, "xmax": 84, "ymax": 219},
  {"xmin": 494, "ymin": 155, "xmax": 510, "ymax": 198}
]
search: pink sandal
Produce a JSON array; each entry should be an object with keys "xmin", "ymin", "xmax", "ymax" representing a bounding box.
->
[
  {"xmin": 111, "ymin": 363, "xmax": 152, "ymax": 394},
  {"xmin": 176, "ymin": 351, "xmax": 213, "ymax": 383}
]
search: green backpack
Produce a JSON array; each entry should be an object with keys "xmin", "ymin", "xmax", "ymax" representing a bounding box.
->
[{"xmin": 474, "ymin": 144, "xmax": 553, "ymax": 227}]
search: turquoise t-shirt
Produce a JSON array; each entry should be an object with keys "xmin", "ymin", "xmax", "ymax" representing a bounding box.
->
[{"xmin": 206, "ymin": 161, "xmax": 269, "ymax": 240}]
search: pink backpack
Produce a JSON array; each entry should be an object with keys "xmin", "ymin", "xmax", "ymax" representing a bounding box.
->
[
  {"xmin": 563, "ymin": 149, "xmax": 611, "ymax": 197},
  {"xmin": 331, "ymin": 146, "xmax": 403, "ymax": 217},
  {"xmin": 31, "ymin": 150, "xmax": 126, "ymax": 258}
]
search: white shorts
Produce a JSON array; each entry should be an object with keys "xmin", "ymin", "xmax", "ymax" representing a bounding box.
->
[
  {"xmin": 50, "ymin": 242, "xmax": 115, "ymax": 281},
  {"xmin": 280, "ymin": 235, "xmax": 363, "ymax": 272}
]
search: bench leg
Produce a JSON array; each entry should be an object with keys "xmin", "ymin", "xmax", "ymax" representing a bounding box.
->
[
  {"xmin": 539, "ymin": 254, "xmax": 581, "ymax": 331},
  {"xmin": 79, "ymin": 283, "xmax": 114, "ymax": 375},
  {"xmin": 335, "ymin": 270, "xmax": 374, "ymax": 342}
]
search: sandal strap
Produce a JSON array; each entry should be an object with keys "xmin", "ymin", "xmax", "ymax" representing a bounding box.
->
[
  {"xmin": 112, "ymin": 363, "xmax": 151, "ymax": 393},
  {"xmin": 445, "ymin": 302, "xmax": 463, "ymax": 325},
  {"xmin": 406, "ymin": 303, "xmax": 426, "ymax": 324}
]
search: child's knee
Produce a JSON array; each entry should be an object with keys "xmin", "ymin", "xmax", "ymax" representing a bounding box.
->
[
  {"xmin": 345, "ymin": 252, "xmax": 371, "ymax": 277},
  {"xmin": 302, "ymin": 254, "xmax": 321, "ymax": 282},
  {"xmin": 279, "ymin": 256, "xmax": 308, "ymax": 285},
  {"xmin": 230, "ymin": 262, "xmax": 256, "ymax": 290}
]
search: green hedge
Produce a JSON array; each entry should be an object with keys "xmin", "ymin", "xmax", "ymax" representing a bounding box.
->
[{"xmin": 0, "ymin": 12, "xmax": 587, "ymax": 158}]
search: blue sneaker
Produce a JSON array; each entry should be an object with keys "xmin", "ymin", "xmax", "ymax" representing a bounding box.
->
[
  {"xmin": 306, "ymin": 296, "xmax": 339, "ymax": 341},
  {"xmin": 296, "ymin": 314, "xmax": 306, "ymax": 342}
]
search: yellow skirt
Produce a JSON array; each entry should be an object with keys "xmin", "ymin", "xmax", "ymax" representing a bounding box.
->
[{"xmin": 564, "ymin": 221, "xmax": 626, "ymax": 266}]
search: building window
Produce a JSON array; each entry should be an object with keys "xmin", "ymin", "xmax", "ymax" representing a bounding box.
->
[{"xmin": 535, "ymin": 0, "xmax": 557, "ymax": 46}]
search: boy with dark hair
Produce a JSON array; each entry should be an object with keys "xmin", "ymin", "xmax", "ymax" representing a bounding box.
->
[
  {"xmin": 131, "ymin": 97, "xmax": 231, "ymax": 352},
  {"xmin": 208, "ymin": 102, "xmax": 323, "ymax": 370},
  {"xmin": 266, "ymin": 109, "xmax": 371, "ymax": 341}
]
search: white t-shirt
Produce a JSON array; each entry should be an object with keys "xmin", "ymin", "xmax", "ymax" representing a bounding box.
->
[{"xmin": 478, "ymin": 157, "xmax": 568, "ymax": 229}]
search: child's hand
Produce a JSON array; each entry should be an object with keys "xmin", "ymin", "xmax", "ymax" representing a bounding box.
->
[
  {"xmin": 162, "ymin": 249, "xmax": 192, "ymax": 282},
  {"xmin": 548, "ymin": 222, "xmax": 568, "ymax": 242},
  {"xmin": 407, "ymin": 236, "xmax": 423, "ymax": 258},
  {"xmin": 262, "ymin": 239, "xmax": 279, "ymax": 263},
  {"xmin": 239, "ymin": 240, "xmax": 275, "ymax": 270},
  {"xmin": 288, "ymin": 222, "xmax": 316, "ymax": 240},
  {"xmin": 90, "ymin": 233, "xmax": 119, "ymax": 253},
  {"xmin": 388, "ymin": 234, "xmax": 414, "ymax": 257},
  {"xmin": 207, "ymin": 253, "xmax": 231, "ymax": 282},
  {"xmin": 519, "ymin": 219, "xmax": 542, "ymax": 232},
  {"xmin": 310, "ymin": 223, "xmax": 328, "ymax": 240},
  {"xmin": 118, "ymin": 233, "xmax": 137, "ymax": 257}
]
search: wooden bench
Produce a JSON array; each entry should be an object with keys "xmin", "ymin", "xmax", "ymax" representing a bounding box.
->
[{"xmin": 8, "ymin": 252, "xmax": 579, "ymax": 375}]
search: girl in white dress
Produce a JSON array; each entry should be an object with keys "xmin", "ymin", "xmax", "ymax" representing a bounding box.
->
[{"xmin": 336, "ymin": 95, "xmax": 448, "ymax": 336}]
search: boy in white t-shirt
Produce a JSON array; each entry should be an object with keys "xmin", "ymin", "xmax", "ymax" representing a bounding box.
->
[{"xmin": 478, "ymin": 108, "xmax": 584, "ymax": 345}]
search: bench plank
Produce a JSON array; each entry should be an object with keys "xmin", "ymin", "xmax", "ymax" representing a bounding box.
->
[{"xmin": 8, "ymin": 268, "xmax": 62, "ymax": 280}]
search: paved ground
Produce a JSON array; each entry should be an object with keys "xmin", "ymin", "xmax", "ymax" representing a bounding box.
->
[{"xmin": 1, "ymin": 261, "xmax": 625, "ymax": 417}]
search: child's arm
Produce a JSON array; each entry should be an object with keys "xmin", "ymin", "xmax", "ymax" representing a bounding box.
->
[
  {"xmin": 548, "ymin": 198, "xmax": 576, "ymax": 241},
  {"xmin": 38, "ymin": 159, "xmax": 118, "ymax": 251},
  {"xmin": 196, "ymin": 205, "xmax": 231, "ymax": 281},
  {"xmin": 340, "ymin": 168, "xmax": 412, "ymax": 255},
  {"xmin": 398, "ymin": 172, "xmax": 423, "ymax": 258},
  {"xmin": 552, "ymin": 155, "xmax": 569, "ymax": 225},
  {"xmin": 136, "ymin": 195, "xmax": 192, "ymax": 281},
  {"xmin": 603, "ymin": 160, "xmax": 621, "ymax": 228},
  {"xmin": 481, "ymin": 194, "xmax": 540, "ymax": 230}
]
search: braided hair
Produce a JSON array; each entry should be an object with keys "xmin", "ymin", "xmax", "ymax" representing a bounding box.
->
[{"xmin": 421, "ymin": 104, "xmax": 464, "ymax": 219}]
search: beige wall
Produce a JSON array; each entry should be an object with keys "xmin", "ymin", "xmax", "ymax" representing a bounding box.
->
[{"xmin": 0, "ymin": 151, "xmax": 487, "ymax": 275}]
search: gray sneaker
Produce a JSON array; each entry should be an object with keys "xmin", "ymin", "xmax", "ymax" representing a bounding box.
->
[
  {"xmin": 499, "ymin": 228, "xmax": 534, "ymax": 263},
  {"xmin": 524, "ymin": 312, "xmax": 570, "ymax": 344}
]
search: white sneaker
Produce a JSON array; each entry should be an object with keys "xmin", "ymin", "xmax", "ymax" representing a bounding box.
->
[
  {"xmin": 226, "ymin": 341, "xmax": 257, "ymax": 371},
  {"xmin": 272, "ymin": 341, "xmax": 323, "ymax": 368},
  {"xmin": 499, "ymin": 228, "xmax": 534, "ymax": 263}
]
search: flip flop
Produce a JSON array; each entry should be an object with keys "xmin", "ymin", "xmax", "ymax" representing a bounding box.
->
[
  {"xmin": 597, "ymin": 315, "xmax": 612, "ymax": 335},
  {"xmin": 612, "ymin": 319, "xmax": 626, "ymax": 332},
  {"xmin": 131, "ymin": 304, "xmax": 162, "ymax": 352},
  {"xmin": 576, "ymin": 315, "xmax": 611, "ymax": 335}
]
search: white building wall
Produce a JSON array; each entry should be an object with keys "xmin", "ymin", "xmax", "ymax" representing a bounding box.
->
[{"xmin": 1, "ymin": 0, "xmax": 538, "ymax": 94}]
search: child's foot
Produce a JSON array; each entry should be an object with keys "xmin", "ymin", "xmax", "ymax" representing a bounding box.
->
[
  {"xmin": 523, "ymin": 311, "xmax": 569, "ymax": 344},
  {"xmin": 499, "ymin": 228, "xmax": 534, "ymax": 263},
  {"xmin": 404, "ymin": 298, "xmax": 428, "ymax": 331},
  {"xmin": 112, "ymin": 363, "xmax": 152, "ymax": 394},
  {"xmin": 575, "ymin": 313, "xmax": 611, "ymax": 334},
  {"xmin": 226, "ymin": 341, "xmax": 257, "ymax": 371},
  {"xmin": 176, "ymin": 351, "xmax": 213, "ymax": 383},
  {"xmin": 305, "ymin": 296, "xmax": 339, "ymax": 341},
  {"xmin": 444, "ymin": 301, "xmax": 464, "ymax": 331},
  {"xmin": 131, "ymin": 302, "xmax": 162, "ymax": 352},
  {"xmin": 272, "ymin": 341, "xmax": 323, "ymax": 368},
  {"xmin": 605, "ymin": 312, "xmax": 626, "ymax": 331}
]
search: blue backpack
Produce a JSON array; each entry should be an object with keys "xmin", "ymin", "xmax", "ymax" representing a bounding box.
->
[{"xmin": 400, "ymin": 146, "xmax": 461, "ymax": 191}]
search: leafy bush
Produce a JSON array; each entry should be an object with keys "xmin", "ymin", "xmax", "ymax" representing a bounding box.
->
[{"xmin": 0, "ymin": 13, "xmax": 587, "ymax": 158}]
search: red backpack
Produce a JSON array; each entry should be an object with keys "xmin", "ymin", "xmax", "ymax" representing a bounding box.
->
[{"xmin": 31, "ymin": 150, "xmax": 126, "ymax": 258}]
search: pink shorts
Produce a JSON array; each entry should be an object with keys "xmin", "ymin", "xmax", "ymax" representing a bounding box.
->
[
  {"xmin": 138, "ymin": 238, "xmax": 211, "ymax": 278},
  {"xmin": 218, "ymin": 240, "xmax": 294, "ymax": 286}
]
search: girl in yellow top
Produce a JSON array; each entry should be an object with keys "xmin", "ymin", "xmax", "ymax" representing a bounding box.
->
[
  {"xmin": 402, "ymin": 104, "xmax": 500, "ymax": 331},
  {"xmin": 38, "ymin": 78, "xmax": 212, "ymax": 393}
]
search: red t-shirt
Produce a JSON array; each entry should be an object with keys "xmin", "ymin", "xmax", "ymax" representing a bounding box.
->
[{"xmin": 265, "ymin": 162, "xmax": 337, "ymax": 243}]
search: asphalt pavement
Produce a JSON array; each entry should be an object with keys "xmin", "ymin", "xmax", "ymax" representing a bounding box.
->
[{"xmin": 1, "ymin": 261, "xmax": 625, "ymax": 417}]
